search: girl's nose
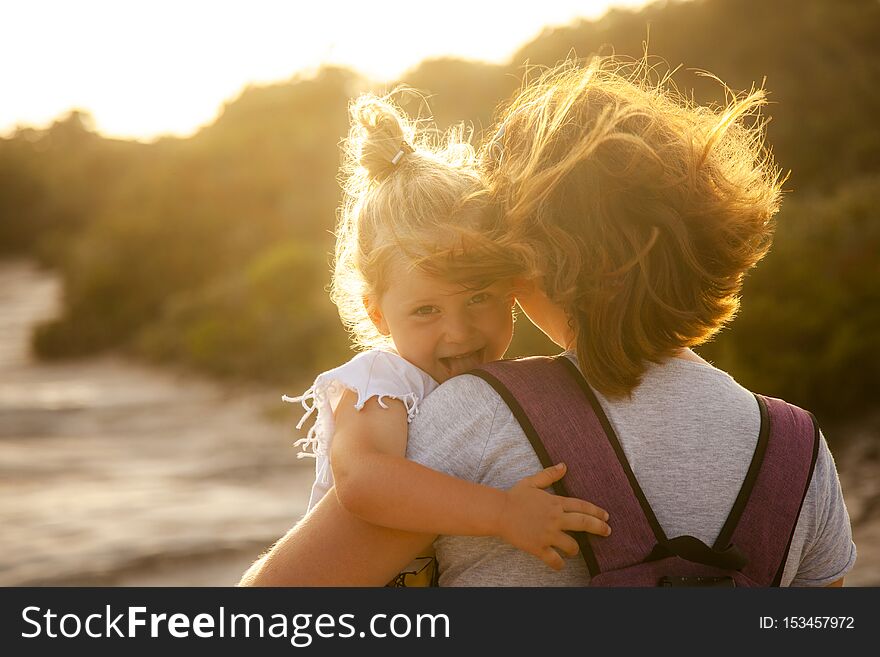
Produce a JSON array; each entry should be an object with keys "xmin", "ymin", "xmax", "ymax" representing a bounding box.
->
[{"xmin": 443, "ymin": 316, "xmax": 476, "ymax": 345}]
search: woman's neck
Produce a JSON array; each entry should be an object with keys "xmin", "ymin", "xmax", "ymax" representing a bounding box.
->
[
  {"xmin": 563, "ymin": 346, "xmax": 710, "ymax": 366},
  {"xmin": 673, "ymin": 348, "xmax": 711, "ymax": 366}
]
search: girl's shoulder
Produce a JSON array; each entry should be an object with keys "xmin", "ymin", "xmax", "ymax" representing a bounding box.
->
[
  {"xmin": 316, "ymin": 349, "xmax": 438, "ymax": 400},
  {"xmin": 282, "ymin": 350, "xmax": 439, "ymax": 457}
]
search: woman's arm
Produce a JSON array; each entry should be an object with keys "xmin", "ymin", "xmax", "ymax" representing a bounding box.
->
[
  {"xmin": 238, "ymin": 485, "xmax": 433, "ymax": 586},
  {"xmin": 331, "ymin": 391, "xmax": 610, "ymax": 570}
]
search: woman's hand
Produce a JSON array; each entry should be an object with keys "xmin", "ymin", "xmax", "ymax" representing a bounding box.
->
[{"xmin": 498, "ymin": 463, "xmax": 611, "ymax": 571}]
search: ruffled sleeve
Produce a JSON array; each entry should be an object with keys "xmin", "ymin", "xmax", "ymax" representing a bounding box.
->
[{"xmin": 282, "ymin": 350, "xmax": 438, "ymax": 507}]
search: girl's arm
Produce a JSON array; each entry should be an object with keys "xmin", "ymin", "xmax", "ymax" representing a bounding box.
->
[{"xmin": 330, "ymin": 390, "xmax": 611, "ymax": 571}]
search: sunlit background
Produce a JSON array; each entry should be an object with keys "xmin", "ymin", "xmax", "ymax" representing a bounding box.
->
[
  {"xmin": 1, "ymin": 0, "xmax": 878, "ymax": 587},
  {"xmin": 2, "ymin": 0, "xmax": 647, "ymax": 140}
]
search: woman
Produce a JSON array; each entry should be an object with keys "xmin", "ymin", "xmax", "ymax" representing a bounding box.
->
[{"xmin": 240, "ymin": 57, "xmax": 855, "ymax": 587}]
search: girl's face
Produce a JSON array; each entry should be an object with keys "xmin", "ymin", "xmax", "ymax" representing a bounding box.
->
[{"xmin": 369, "ymin": 265, "xmax": 515, "ymax": 384}]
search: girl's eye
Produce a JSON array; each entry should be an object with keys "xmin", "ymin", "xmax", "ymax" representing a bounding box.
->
[
  {"xmin": 414, "ymin": 306, "xmax": 438, "ymax": 316},
  {"xmin": 469, "ymin": 292, "xmax": 490, "ymax": 305}
]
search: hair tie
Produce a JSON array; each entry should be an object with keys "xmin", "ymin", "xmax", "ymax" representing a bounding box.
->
[{"xmin": 391, "ymin": 141, "xmax": 415, "ymax": 165}]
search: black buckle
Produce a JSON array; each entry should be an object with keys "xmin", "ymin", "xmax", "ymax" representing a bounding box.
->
[{"xmin": 648, "ymin": 535, "xmax": 748, "ymax": 571}]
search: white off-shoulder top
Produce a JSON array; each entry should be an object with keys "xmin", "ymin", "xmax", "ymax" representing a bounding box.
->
[{"xmin": 283, "ymin": 349, "xmax": 438, "ymax": 511}]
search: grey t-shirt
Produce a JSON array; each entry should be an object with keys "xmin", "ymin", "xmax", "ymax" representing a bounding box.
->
[{"xmin": 405, "ymin": 354, "xmax": 857, "ymax": 586}]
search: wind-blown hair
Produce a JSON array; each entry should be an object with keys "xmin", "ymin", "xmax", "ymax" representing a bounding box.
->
[
  {"xmin": 333, "ymin": 92, "xmax": 523, "ymax": 350},
  {"xmin": 483, "ymin": 57, "xmax": 784, "ymax": 396}
]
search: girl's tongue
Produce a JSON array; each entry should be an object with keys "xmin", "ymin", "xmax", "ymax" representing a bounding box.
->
[{"xmin": 440, "ymin": 348, "xmax": 485, "ymax": 378}]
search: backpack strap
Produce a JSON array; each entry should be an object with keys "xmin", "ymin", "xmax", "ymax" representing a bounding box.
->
[
  {"xmin": 472, "ymin": 357, "xmax": 820, "ymax": 585},
  {"xmin": 472, "ymin": 355, "xmax": 663, "ymax": 577},
  {"xmin": 722, "ymin": 395, "xmax": 820, "ymax": 585}
]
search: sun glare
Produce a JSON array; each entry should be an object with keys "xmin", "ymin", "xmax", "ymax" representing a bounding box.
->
[{"xmin": 2, "ymin": 0, "xmax": 649, "ymax": 141}]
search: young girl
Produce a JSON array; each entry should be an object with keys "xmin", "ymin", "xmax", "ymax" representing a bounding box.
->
[{"xmin": 283, "ymin": 93, "xmax": 611, "ymax": 583}]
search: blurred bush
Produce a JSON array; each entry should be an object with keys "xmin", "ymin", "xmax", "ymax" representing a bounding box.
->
[
  {"xmin": 698, "ymin": 174, "xmax": 880, "ymax": 419},
  {"xmin": 0, "ymin": 111, "xmax": 146, "ymax": 265},
  {"xmin": 132, "ymin": 242, "xmax": 350, "ymax": 383},
  {"xmin": 28, "ymin": 67, "xmax": 359, "ymax": 366}
]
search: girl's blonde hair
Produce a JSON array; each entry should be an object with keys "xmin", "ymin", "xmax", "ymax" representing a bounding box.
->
[
  {"xmin": 484, "ymin": 57, "xmax": 784, "ymax": 397},
  {"xmin": 333, "ymin": 92, "xmax": 522, "ymax": 350}
]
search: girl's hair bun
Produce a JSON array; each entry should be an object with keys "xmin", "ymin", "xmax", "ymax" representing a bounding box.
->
[
  {"xmin": 348, "ymin": 94, "xmax": 413, "ymax": 182},
  {"xmin": 334, "ymin": 89, "xmax": 518, "ymax": 353}
]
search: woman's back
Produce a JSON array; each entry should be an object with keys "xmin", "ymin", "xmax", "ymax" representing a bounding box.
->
[
  {"xmin": 597, "ymin": 355, "xmax": 759, "ymax": 547},
  {"xmin": 405, "ymin": 354, "xmax": 855, "ymax": 586}
]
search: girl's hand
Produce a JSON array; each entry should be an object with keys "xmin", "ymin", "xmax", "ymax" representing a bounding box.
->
[{"xmin": 498, "ymin": 463, "xmax": 611, "ymax": 571}]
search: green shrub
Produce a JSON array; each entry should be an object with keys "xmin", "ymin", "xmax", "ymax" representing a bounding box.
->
[
  {"xmin": 133, "ymin": 242, "xmax": 350, "ymax": 384},
  {"xmin": 699, "ymin": 175, "xmax": 880, "ymax": 420}
]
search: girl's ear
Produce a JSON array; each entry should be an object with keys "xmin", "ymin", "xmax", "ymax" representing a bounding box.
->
[{"xmin": 363, "ymin": 296, "xmax": 390, "ymax": 336}]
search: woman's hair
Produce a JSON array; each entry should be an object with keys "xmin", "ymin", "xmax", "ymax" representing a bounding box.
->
[
  {"xmin": 483, "ymin": 57, "xmax": 784, "ymax": 397},
  {"xmin": 333, "ymin": 92, "xmax": 522, "ymax": 350}
]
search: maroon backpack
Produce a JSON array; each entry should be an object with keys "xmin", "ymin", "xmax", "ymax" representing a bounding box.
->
[{"xmin": 471, "ymin": 355, "xmax": 820, "ymax": 587}]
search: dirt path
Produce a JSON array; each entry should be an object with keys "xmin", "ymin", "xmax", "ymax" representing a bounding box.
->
[{"xmin": 0, "ymin": 259, "xmax": 314, "ymax": 586}]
